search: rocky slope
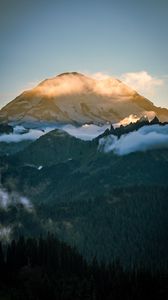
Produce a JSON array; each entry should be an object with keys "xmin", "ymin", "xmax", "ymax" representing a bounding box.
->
[{"xmin": 0, "ymin": 72, "xmax": 168, "ymax": 125}]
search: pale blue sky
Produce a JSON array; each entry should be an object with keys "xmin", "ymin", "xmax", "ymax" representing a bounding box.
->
[{"xmin": 0, "ymin": 0, "xmax": 168, "ymax": 108}]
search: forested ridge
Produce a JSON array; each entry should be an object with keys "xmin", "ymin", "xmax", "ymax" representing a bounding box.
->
[
  {"xmin": 1, "ymin": 185, "xmax": 167, "ymax": 267},
  {"xmin": 0, "ymin": 120, "xmax": 168, "ymax": 299},
  {"xmin": 0, "ymin": 234, "xmax": 168, "ymax": 300}
]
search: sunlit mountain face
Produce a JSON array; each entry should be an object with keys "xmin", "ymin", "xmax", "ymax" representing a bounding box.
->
[
  {"xmin": 0, "ymin": 72, "xmax": 168, "ymax": 126},
  {"xmin": 0, "ymin": 71, "xmax": 168, "ymax": 275}
]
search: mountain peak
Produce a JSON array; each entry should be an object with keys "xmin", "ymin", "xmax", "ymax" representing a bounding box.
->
[
  {"xmin": 150, "ymin": 116, "xmax": 160, "ymax": 124},
  {"xmin": 0, "ymin": 71, "xmax": 168, "ymax": 126},
  {"xmin": 57, "ymin": 72, "xmax": 84, "ymax": 77},
  {"xmin": 37, "ymin": 71, "xmax": 87, "ymax": 88}
]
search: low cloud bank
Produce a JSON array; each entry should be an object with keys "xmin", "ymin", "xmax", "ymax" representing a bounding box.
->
[
  {"xmin": 62, "ymin": 124, "xmax": 110, "ymax": 140},
  {"xmin": 0, "ymin": 127, "xmax": 53, "ymax": 143},
  {"xmin": 1, "ymin": 123, "xmax": 168, "ymax": 153},
  {"xmin": 98, "ymin": 124, "xmax": 168, "ymax": 155},
  {"xmin": 0, "ymin": 124, "xmax": 110, "ymax": 143}
]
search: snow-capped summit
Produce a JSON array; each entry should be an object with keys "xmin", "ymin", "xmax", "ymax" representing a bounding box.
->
[{"xmin": 0, "ymin": 72, "xmax": 168, "ymax": 126}]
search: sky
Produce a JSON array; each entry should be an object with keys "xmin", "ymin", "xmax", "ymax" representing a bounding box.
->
[{"xmin": 0, "ymin": 0, "xmax": 168, "ymax": 109}]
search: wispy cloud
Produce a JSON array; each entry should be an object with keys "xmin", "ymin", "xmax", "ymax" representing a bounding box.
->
[
  {"xmin": 35, "ymin": 72, "xmax": 135, "ymax": 98},
  {"xmin": 120, "ymin": 71, "xmax": 164, "ymax": 98},
  {"xmin": 84, "ymin": 70, "xmax": 166, "ymax": 100},
  {"xmin": 0, "ymin": 226, "xmax": 11, "ymax": 241},
  {"xmin": 0, "ymin": 188, "xmax": 33, "ymax": 212}
]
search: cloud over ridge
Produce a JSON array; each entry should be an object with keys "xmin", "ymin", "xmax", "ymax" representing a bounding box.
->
[
  {"xmin": 0, "ymin": 127, "xmax": 52, "ymax": 143},
  {"xmin": 98, "ymin": 124, "xmax": 168, "ymax": 155}
]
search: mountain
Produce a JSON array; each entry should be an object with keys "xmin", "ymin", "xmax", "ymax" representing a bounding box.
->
[
  {"xmin": 10, "ymin": 129, "xmax": 97, "ymax": 166},
  {"xmin": 0, "ymin": 84, "xmax": 168, "ymax": 268},
  {"xmin": 1, "ymin": 126, "xmax": 168, "ymax": 267},
  {"xmin": 0, "ymin": 72, "xmax": 168, "ymax": 126}
]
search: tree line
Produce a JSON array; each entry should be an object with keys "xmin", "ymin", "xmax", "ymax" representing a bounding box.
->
[{"xmin": 0, "ymin": 234, "xmax": 168, "ymax": 300}]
